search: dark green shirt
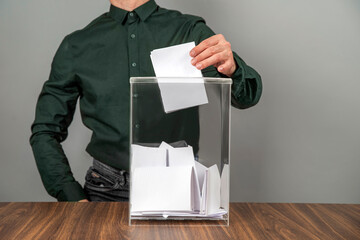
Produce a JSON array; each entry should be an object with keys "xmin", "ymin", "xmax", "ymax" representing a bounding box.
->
[{"xmin": 30, "ymin": 0, "xmax": 262, "ymax": 201}]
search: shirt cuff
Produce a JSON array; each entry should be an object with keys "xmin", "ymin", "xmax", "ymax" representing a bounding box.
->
[
  {"xmin": 230, "ymin": 55, "xmax": 244, "ymax": 97},
  {"xmin": 56, "ymin": 181, "xmax": 86, "ymax": 202}
]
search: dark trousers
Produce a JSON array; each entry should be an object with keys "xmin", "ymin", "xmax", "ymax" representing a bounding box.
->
[{"xmin": 84, "ymin": 159, "xmax": 129, "ymax": 202}]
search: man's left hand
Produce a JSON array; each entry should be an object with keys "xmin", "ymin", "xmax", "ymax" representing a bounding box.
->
[{"xmin": 190, "ymin": 34, "xmax": 236, "ymax": 77}]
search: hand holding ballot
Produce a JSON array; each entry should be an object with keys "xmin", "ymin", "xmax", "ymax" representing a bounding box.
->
[{"xmin": 190, "ymin": 34, "xmax": 236, "ymax": 77}]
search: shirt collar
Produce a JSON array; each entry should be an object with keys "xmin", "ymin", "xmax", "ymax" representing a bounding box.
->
[{"xmin": 109, "ymin": 0, "xmax": 158, "ymax": 24}]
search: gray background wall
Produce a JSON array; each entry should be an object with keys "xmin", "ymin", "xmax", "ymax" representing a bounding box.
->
[{"xmin": 0, "ymin": 0, "xmax": 359, "ymax": 203}]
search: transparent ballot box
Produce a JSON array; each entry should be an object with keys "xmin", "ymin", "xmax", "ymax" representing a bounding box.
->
[{"xmin": 129, "ymin": 77, "xmax": 231, "ymax": 226}]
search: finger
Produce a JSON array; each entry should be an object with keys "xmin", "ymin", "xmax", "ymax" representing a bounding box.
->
[
  {"xmin": 218, "ymin": 59, "xmax": 236, "ymax": 77},
  {"xmin": 190, "ymin": 34, "xmax": 222, "ymax": 57},
  {"xmin": 191, "ymin": 45, "xmax": 225, "ymax": 66},
  {"xmin": 214, "ymin": 61, "xmax": 223, "ymax": 68},
  {"xmin": 195, "ymin": 51, "xmax": 227, "ymax": 70}
]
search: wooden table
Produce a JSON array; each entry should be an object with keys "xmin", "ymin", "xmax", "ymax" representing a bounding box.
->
[{"xmin": 0, "ymin": 202, "xmax": 359, "ymax": 239}]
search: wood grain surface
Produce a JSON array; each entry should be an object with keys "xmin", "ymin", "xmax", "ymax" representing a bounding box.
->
[{"xmin": 0, "ymin": 202, "xmax": 359, "ymax": 240}]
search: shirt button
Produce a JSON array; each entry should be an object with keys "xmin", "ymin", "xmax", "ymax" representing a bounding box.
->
[
  {"xmin": 132, "ymin": 62, "xmax": 137, "ymax": 67},
  {"xmin": 135, "ymin": 124, "xmax": 140, "ymax": 129},
  {"xmin": 133, "ymin": 93, "xmax": 138, "ymax": 98},
  {"xmin": 129, "ymin": 12, "xmax": 134, "ymax": 17},
  {"xmin": 130, "ymin": 34, "xmax": 136, "ymax": 39}
]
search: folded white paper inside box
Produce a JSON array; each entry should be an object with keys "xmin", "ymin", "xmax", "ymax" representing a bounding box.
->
[{"xmin": 130, "ymin": 142, "xmax": 229, "ymax": 219}]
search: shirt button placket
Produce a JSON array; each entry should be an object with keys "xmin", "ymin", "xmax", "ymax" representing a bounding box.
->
[
  {"xmin": 128, "ymin": 12, "xmax": 139, "ymax": 77},
  {"xmin": 128, "ymin": 12, "xmax": 140, "ymax": 137}
]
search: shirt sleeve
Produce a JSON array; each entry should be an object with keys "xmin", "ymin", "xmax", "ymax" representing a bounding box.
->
[
  {"xmin": 30, "ymin": 36, "xmax": 86, "ymax": 201},
  {"xmin": 190, "ymin": 18, "xmax": 262, "ymax": 109}
]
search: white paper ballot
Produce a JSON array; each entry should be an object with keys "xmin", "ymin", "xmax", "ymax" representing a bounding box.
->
[
  {"xmin": 132, "ymin": 209, "xmax": 227, "ymax": 219},
  {"xmin": 150, "ymin": 42, "xmax": 208, "ymax": 113},
  {"xmin": 130, "ymin": 142, "xmax": 227, "ymax": 219},
  {"xmin": 159, "ymin": 141, "xmax": 174, "ymax": 149},
  {"xmin": 194, "ymin": 161, "xmax": 207, "ymax": 195},
  {"xmin": 206, "ymin": 164, "xmax": 221, "ymax": 215},
  {"xmin": 167, "ymin": 146, "xmax": 195, "ymax": 167},
  {"xmin": 131, "ymin": 166, "xmax": 195, "ymax": 212},
  {"xmin": 131, "ymin": 145, "xmax": 167, "ymax": 170},
  {"xmin": 150, "ymin": 42, "xmax": 202, "ymax": 78},
  {"xmin": 220, "ymin": 164, "xmax": 230, "ymax": 211}
]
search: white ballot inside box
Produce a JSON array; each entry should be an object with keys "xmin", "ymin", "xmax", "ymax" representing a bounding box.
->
[
  {"xmin": 130, "ymin": 143, "xmax": 228, "ymax": 218},
  {"xmin": 129, "ymin": 77, "xmax": 231, "ymax": 225}
]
